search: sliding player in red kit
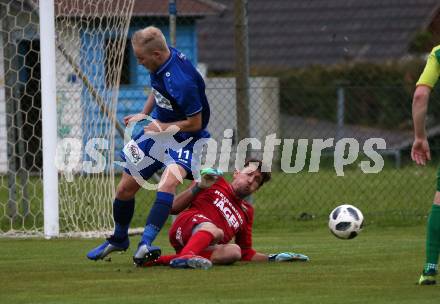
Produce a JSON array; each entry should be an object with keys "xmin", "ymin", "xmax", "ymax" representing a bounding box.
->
[{"xmin": 142, "ymin": 159, "xmax": 309, "ymax": 269}]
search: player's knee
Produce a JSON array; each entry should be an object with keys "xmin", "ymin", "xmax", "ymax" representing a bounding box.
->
[
  {"xmin": 158, "ymin": 170, "xmax": 186, "ymax": 193},
  {"xmin": 212, "ymin": 244, "xmax": 241, "ymax": 265},
  {"xmin": 158, "ymin": 178, "xmax": 180, "ymax": 193},
  {"xmin": 227, "ymin": 244, "xmax": 242, "ymax": 261},
  {"xmin": 116, "ymin": 182, "xmax": 137, "ymax": 200},
  {"xmin": 199, "ymin": 224, "xmax": 223, "ymax": 242},
  {"xmin": 210, "ymin": 226, "xmax": 224, "ymax": 242}
]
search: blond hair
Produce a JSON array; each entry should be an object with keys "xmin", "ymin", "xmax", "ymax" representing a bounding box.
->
[{"xmin": 131, "ymin": 26, "xmax": 168, "ymax": 52}]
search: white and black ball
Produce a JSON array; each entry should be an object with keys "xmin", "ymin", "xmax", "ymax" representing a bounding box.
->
[{"xmin": 329, "ymin": 204, "xmax": 364, "ymax": 239}]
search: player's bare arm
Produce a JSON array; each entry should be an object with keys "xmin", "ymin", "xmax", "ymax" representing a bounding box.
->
[
  {"xmin": 171, "ymin": 168, "xmax": 223, "ymax": 214},
  {"xmin": 144, "ymin": 112, "xmax": 202, "ymax": 133},
  {"xmin": 142, "ymin": 92, "xmax": 155, "ymax": 115},
  {"xmin": 248, "ymin": 252, "xmax": 269, "ymax": 261},
  {"xmin": 247, "ymin": 252, "xmax": 309, "ymax": 262},
  {"xmin": 170, "ymin": 184, "xmax": 198, "ymax": 215},
  {"xmin": 411, "ymin": 85, "xmax": 431, "ymax": 165},
  {"xmin": 123, "ymin": 93, "xmax": 155, "ymax": 125}
]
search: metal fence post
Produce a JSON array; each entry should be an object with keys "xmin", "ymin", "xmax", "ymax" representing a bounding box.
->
[{"xmin": 234, "ymin": 0, "xmax": 250, "ymax": 149}]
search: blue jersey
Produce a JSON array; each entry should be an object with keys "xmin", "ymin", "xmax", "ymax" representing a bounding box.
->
[{"xmin": 150, "ymin": 47, "xmax": 210, "ymax": 141}]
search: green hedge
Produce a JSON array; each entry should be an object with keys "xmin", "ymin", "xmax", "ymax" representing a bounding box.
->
[{"xmin": 276, "ymin": 59, "xmax": 435, "ymax": 129}]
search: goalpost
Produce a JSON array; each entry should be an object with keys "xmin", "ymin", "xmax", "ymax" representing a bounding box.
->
[
  {"xmin": 40, "ymin": 0, "xmax": 58, "ymax": 238},
  {"xmin": 0, "ymin": 0, "xmax": 135, "ymax": 237}
]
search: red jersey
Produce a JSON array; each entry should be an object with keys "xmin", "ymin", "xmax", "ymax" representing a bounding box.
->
[{"xmin": 188, "ymin": 177, "xmax": 254, "ymax": 249}]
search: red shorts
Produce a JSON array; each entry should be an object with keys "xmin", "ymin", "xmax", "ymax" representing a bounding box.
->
[{"xmin": 169, "ymin": 209, "xmax": 213, "ymax": 253}]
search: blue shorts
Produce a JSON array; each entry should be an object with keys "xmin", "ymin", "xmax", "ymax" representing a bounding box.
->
[{"xmin": 120, "ymin": 119, "xmax": 207, "ymax": 181}]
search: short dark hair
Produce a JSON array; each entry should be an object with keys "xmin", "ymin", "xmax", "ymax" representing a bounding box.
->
[{"xmin": 243, "ymin": 158, "xmax": 271, "ymax": 187}]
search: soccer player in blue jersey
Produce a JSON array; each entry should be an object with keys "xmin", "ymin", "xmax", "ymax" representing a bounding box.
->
[{"xmin": 87, "ymin": 26, "xmax": 211, "ymax": 266}]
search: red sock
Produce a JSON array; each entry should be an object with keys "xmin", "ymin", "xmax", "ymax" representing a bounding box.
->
[
  {"xmin": 199, "ymin": 250, "xmax": 213, "ymax": 260},
  {"xmin": 179, "ymin": 230, "xmax": 214, "ymax": 256},
  {"xmin": 143, "ymin": 254, "xmax": 177, "ymax": 266}
]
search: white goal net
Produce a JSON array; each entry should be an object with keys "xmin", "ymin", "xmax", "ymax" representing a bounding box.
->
[{"xmin": 0, "ymin": 0, "xmax": 134, "ymax": 236}]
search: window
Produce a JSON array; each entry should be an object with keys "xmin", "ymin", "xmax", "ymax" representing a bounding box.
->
[{"xmin": 105, "ymin": 38, "xmax": 131, "ymax": 86}]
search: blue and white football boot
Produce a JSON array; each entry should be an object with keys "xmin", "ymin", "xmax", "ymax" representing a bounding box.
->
[{"xmin": 87, "ymin": 236, "xmax": 129, "ymax": 261}]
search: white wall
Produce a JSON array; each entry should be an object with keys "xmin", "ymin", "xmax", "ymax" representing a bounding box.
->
[
  {"xmin": 0, "ymin": 22, "xmax": 84, "ymax": 174},
  {"xmin": 206, "ymin": 77, "xmax": 279, "ymax": 142},
  {"xmin": 55, "ymin": 24, "xmax": 83, "ymax": 141},
  {"xmin": 205, "ymin": 77, "xmax": 280, "ymax": 164}
]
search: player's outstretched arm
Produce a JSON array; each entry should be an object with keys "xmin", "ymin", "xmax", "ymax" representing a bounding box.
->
[
  {"xmin": 267, "ymin": 252, "xmax": 310, "ymax": 262},
  {"xmin": 248, "ymin": 252, "xmax": 270, "ymax": 262},
  {"xmin": 241, "ymin": 250, "xmax": 309, "ymax": 262},
  {"xmin": 145, "ymin": 113, "xmax": 203, "ymax": 133},
  {"xmin": 170, "ymin": 183, "xmax": 198, "ymax": 215},
  {"xmin": 171, "ymin": 168, "xmax": 223, "ymax": 214},
  {"xmin": 123, "ymin": 93, "xmax": 155, "ymax": 125}
]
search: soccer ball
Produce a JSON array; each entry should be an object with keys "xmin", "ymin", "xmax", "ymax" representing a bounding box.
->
[{"xmin": 328, "ymin": 204, "xmax": 364, "ymax": 239}]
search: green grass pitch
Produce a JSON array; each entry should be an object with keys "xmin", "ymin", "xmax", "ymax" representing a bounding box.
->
[
  {"xmin": 0, "ymin": 224, "xmax": 438, "ymax": 304},
  {"xmin": 1, "ymin": 165, "xmax": 435, "ymax": 232}
]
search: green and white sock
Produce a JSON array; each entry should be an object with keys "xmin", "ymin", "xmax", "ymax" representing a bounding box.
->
[
  {"xmin": 424, "ymin": 204, "xmax": 440, "ymax": 274},
  {"xmin": 423, "ymin": 263, "xmax": 438, "ymax": 275}
]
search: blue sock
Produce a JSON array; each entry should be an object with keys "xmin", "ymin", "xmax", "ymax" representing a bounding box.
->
[
  {"xmin": 141, "ymin": 192, "xmax": 174, "ymax": 245},
  {"xmin": 113, "ymin": 198, "xmax": 135, "ymax": 240}
]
